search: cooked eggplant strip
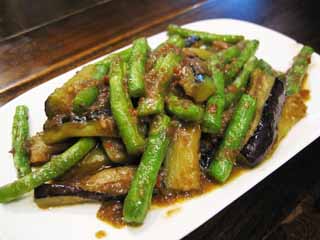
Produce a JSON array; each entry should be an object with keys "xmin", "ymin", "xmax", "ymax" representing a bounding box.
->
[
  {"xmin": 35, "ymin": 166, "xmax": 137, "ymax": 208},
  {"xmin": 58, "ymin": 146, "xmax": 110, "ymax": 183},
  {"xmin": 42, "ymin": 117, "xmax": 118, "ymax": 144},
  {"xmin": 240, "ymin": 78, "xmax": 286, "ymax": 166},
  {"xmin": 178, "ymin": 60, "xmax": 215, "ymax": 103},
  {"xmin": 276, "ymin": 92, "xmax": 307, "ymax": 143},
  {"xmin": 27, "ymin": 133, "xmax": 73, "ymax": 165},
  {"xmin": 243, "ymin": 66, "xmax": 276, "ymax": 144},
  {"xmin": 45, "ymin": 48, "xmax": 132, "ymax": 118},
  {"xmin": 45, "ymin": 65, "xmax": 104, "ymax": 118},
  {"xmin": 101, "ymin": 138, "xmax": 128, "ymax": 164},
  {"xmin": 165, "ymin": 123, "xmax": 201, "ymax": 191},
  {"xmin": 34, "ymin": 184, "xmax": 123, "ymax": 209},
  {"xmin": 78, "ymin": 166, "xmax": 136, "ymax": 195},
  {"xmin": 183, "ymin": 47, "xmax": 214, "ymax": 60}
]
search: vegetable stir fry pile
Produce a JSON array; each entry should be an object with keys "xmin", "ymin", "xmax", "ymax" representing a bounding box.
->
[{"xmin": 0, "ymin": 24, "xmax": 314, "ymax": 225}]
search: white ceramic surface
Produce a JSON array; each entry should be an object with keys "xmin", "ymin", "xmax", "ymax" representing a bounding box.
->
[{"xmin": 0, "ymin": 19, "xmax": 319, "ymax": 240}]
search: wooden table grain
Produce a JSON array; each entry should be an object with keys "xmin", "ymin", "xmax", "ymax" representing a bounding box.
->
[{"xmin": 1, "ymin": 0, "xmax": 319, "ymax": 239}]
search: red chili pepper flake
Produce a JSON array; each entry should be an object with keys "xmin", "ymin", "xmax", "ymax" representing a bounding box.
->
[
  {"xmin": 104, "ymin": 76, "xmax": 109, "ymax": 84},
  {"xmin": 104, "ymin": 142, "xmax": 113, "ymax": 149},
  {"xmin": 129, "ymin": 109, "xmax": 138, "ymax": 117},
  {"xmin": 208, "ymin": 104, "xmax": 217, "ymax": 113},
  {"xmin": 307, "ymin": 56, "xmax": 311, "ymax": 64},
  {"xmin": 173, "ymin": 66, "xmax": 180, "ymax": 75},
  {"xmin": 227, "ymin": 85, "xmax": 238, "ymax": 93}
]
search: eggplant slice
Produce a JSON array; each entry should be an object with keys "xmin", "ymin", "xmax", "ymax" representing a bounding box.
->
[
  {"xmin": 240, "ymin": 78, "xmax": 286, "ymax": 167},
  {"xmin": 34, "ymin": 183, "xmax": 124, "ymax": 208},
  {"xmin": 34, "ymin": 166, "xmax": 136, "ymax": 208}
]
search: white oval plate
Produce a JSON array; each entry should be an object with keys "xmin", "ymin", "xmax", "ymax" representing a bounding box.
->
[{"xmin": 0, "ymin": 19, "xmax": 320, "ymax": 240}]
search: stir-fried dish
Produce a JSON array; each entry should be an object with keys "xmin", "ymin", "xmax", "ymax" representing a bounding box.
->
[{"xmin": 0, "ymin": 24, "xmax": 313, "ymax": 226}]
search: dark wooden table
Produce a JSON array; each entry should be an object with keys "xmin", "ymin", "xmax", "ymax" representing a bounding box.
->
[{"xmin": 1, "ymin": 0, "xmax": 320, "ymax": 239}]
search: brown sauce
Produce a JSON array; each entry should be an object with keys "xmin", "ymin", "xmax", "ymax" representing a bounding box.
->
[
  {"xmin": 95, "ymin": 230, "xmax": 107, "ymax": 239},
  {"xmin": 97, "ymin": 167, "xmax": 246, "ymax": 227},
  {"xmin": 97, "ymin": 201, "xmax": 125, "ymax": 228},
  {"xmin": 165, "ymin": 207, "xmax": 181, "ymax": 217},
  {"xmin": 301, "ymin": 73, "xmax": 311, "ymax": 101}
]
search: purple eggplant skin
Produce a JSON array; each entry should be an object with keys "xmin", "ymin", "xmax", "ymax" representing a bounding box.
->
[
  {"xmin": 34, "ymin": 183, "xmax": 125, "ymax": 202},
  {"xmin": 240, "ymin": 78, "xmax": 286, "ymax": 167}
]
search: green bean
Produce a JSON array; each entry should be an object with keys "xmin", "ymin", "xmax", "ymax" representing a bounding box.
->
[
  {"xmin": 90, "ymin": 47, "xmax": 133, "ymax": 81},
  {"xmin": 225, "ymin": 56, "xmax": 258, "ymax": 108},
  {"xmin": 217, "ymin": 41, "xmax": 245, "ymax": 62},
  {"xmin": 201, "ymin": 43, "xmax": 245, "ymax": 134},
  {"xmin": 58, "ymin": 146, "xmax": 110, "ymax": 182},
  {"xmin": 0, "ymin": 138, "xmax": 96, "ymax": 203},
  {"xmin": 96, "ymin": 47, "xmax": 132, "ymax": 70},
  {"xmin": 123, "ymin": 114, "xmax": 171, "ymax": 224},
  {"xmin": 12, "ymin": 105, "xmax": 31, "ymax": 178},
  {"xmin": 168, "ymin": 24, "xmax": 244, "ymax": 43},
  {"xmin": 167, "ymin": 34, "xmax": 185, "ymax": 48},
  {"xmin": 109, "ymin": 57, "xmax": 145, "ymax": 155},
  {"xmin": 166, "ymin": 94, "xmax": 204, "ymax": 122},
  {"xmin": 286, "ymin": 45, "xmax": 314, "ymax": 96},
  {"xmin": 137, "ymin": 52, "xmax": 181, "ymax": 116},
  {"xmin": 209, "ymin": 94, "xmax": 256, "ymax": 183},
  {"xmin": 224, "ymin": 40, "xmax": 259, "ymax": 84},
  {"xmin": 72, "ymin": 86, "xmax": 99, "ymax": 114},
  {"xmin": 258, "ymin": 59, "xmax": 275, "ymax": 76},
  {"xmin": 202, "ymin": 95, "xmax": 225, "ymax": 134},
  {"xmin": 202, "ymin": 55, "xmax": 225, "ymax": 134},
  {"xmin": 128, "ymin": 38, "xmax": 149, "ymax": 97}
]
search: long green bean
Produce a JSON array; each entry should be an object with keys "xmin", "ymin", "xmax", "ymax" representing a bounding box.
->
[
  {"xmin": 224, "ymin": 56, "xmax": 258, "ymax": 108},
  {"xmin": 123, "ymin": 115, "xmax": 171, "ymax": 224},
  {"xmin": 286, "ymin": 45, "xmax": 314, "ymax": 96},
  {"xmin": 0, "ymin": 138, "xmax": 96, "ymax": 203},
  {"xmin": 168, "ymin": 24, "xmax": 244, "ymax": 43},
  {"xmin": 12, "ymin": 105, "xmax": 31, "ymax": 178},
  {"xmin": 109, "ymin": 57, "xmax": 145, "ymax": 155},
  {"xmin": 209, "ymin": 94, "xmax": 256, "ymax": 183},
  {"xmin": 224, "ymin": 40, "xmax": 259, "ymax": 84},
  {"xmin": 128, "ymin": 38, "xmax": 149, "ymax": 97},
  {"xmin": 166, "ymin": 94, "xmax": 204, "ymax": 122},
  {"xmin": 137, "ymin": 52, "xmax": 180, "ymax": 116}
]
